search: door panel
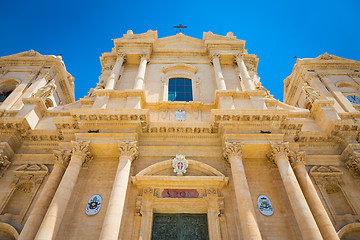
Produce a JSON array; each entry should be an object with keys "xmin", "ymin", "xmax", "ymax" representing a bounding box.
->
[{"xmin": 151, "ymin": 213, "xmax": 209, "ymax": 240}]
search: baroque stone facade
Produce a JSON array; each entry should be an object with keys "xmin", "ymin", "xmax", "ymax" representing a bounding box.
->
[{"xmin": 0, "ymin": 30, "xmax": 360, "ymax": 239}]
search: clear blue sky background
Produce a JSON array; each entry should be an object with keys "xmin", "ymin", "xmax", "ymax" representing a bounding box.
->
[{"xmin": 1, "ymin": 0, "xmax": 359, "ymax": 101}]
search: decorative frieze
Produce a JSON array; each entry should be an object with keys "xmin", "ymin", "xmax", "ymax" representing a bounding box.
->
[{"xmin": 118, "ymin": 141, "xmax": 139, "ymax": 162}]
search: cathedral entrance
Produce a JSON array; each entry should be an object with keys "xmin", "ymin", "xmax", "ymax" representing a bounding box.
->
[{"xmin": 151, "ymin": 213, "xmax": 209, "ymax": 240}]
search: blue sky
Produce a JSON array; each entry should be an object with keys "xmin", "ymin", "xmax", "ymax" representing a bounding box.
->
[{"xmin": 1, "ymin": 0, "xmax": 359, "ymax": 101}]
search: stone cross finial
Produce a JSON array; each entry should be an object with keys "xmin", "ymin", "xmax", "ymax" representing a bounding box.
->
[{"xmin": 118, "ymin": 141, "xmax": 139, "ymax": 162}]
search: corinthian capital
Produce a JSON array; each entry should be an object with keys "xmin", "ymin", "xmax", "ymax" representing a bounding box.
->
[
  {"xmin": 71, "ymin": 141, "xmax": 93, "ymax": 165},
  {"xmin": 289, "ymin": 151, "xmax": 305, "ymax": 168},
  {"xmin": 222, "ymin": 141, "xmax": 243, "ymax": 162},
  {"xmin": 139, "ymin": 53, "xmax": 150, "ymax": 62},
  {"xmin": 117, "ymin": 52, "xmax": 126, "ymax": 59},
  {"xmin": 118, "ymin": 141, "xmax": 139, "ymax": 162},
  {"xmin": 234, "ymin": 53, "xmax": 244, "ymax": 62},
  {"xmin": 53, "ymin": 150, "xmax": 72, "ymax": 168},
  {"xmin": 267, "ymin": 142, "xmax": 290, "ymax": 164},
  {"xmin": 346, "ymin": 154, "xmax": 360, "ymax": 176},
  {"xmin": 210, "ymin": 53, "xmax": 221, "ymax": 63},
  {"xmin": 0, "ymin": 151, "xmax": 10, "ymax": 177}
]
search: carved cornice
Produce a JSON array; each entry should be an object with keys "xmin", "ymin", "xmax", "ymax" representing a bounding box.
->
[
  {"xmin": 118, "ymin": 141, "xmax": 139, "ymax": 162},
  {"xmin": 222, "ymin": 141, "xmax": 243, "ymax": 162},
  {"xmin": 267, "ymin": 142, "xmax": 290, "ymax": 164},
  {"xmin": 289, "ymin": 151, "xmax": 305, "ymax": 168},
  {"xmin": 71, "ymin": 141, "xmax": 93, "ymax": 165},
  {"xmin": 53, "ymin": 149, "xmax": 72, "ymax": 168}
]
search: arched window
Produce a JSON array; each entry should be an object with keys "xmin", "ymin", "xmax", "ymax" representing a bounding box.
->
[
  {"xmin": 168, "ymin": 78, "xmax": 193, "ymax": 102},
  {"xmin": 0, "ymin": 80, "xmax": 18, "ymax": 103}
]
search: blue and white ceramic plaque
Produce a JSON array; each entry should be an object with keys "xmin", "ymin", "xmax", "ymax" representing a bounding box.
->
[
  {"xmin": 257, "ymin": 195, "xmax": 273, "ymax": 216},
  {"xmin": 85, "ymin": 194, "xmax": 102, "ymax": 216}
]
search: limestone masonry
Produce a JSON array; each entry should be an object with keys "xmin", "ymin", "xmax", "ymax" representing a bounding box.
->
[{"xmin": 0, "ymin": 30, "xmax": 360, "ymax": 239}]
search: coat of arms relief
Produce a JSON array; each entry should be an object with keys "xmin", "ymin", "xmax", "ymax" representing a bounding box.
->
[{"xmin": 172, "ymin": 154, "xmax": 188, "ymax": 176}]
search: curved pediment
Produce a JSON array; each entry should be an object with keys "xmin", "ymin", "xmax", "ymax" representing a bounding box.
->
[
  {"xmin": 132, "ymin": 159, "xmax": 228, "ymax": 188},
  {"xmin": 136, "ymin": 159, "xmax": 225, "ymax": 177}
]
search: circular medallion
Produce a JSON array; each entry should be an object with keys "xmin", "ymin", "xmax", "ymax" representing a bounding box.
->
[
  {"xmin": 257, "ymin": 195, "xmax": 273, "ymax": 216},
  {"xmin": 85, "ymin": 194, "xmax": 102, "ymax": 216}
]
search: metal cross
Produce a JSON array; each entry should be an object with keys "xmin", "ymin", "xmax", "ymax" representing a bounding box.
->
[{"xmin": 173, "ymin": 24, "xmax": 187, "ymax": 33}]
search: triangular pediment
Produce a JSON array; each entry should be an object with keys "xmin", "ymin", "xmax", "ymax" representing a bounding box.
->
[
  {"xmin": 315, "ymin": 52, "xmax": 347, "ymax": 61},
  {"xmin": 14, "ymin": 164, "xmax": 48, "ymax": 176},
  {"xmin": 154, "ymin": 34, "xmax": 205, "ymax": 52},
  {"xmin": 1, "ymin": 50, "xmax": 42, "ymax": 59},
  {"xmin": 309, "ymin": 165, "xmax": 342, "ymax": 177}
]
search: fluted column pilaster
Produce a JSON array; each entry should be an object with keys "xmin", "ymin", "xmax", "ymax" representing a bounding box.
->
[
  {"xmin": 35, "ymin": 141, "xmax": 92, "ymax": 240},
  {"xmin": 134, "ymin": 54, "xmax": 149, "ymax": 90},
  {"xmin": 19, "ymin": 150, "xmax": 71, "ymax": 240},
  {"xmin": 267, "ymin": 143, "xmax": 322, "ymax": 240},
  {"xmin": 99, "ymin": 141, "xmax": 139, "ymax": 240},
  {"xmin": 211, "ymin": 54, "xmax": 227, "ymax": 91},
  {"xmin": 105, "ymin": 53, "xmax": 126, "ymax": 90},
  {"xmin": 290, "ymin": 151, "xmax": 339, "ymax": 240},
  {"xmin": 235, "ymin": 54, "xmax": 255, "ymax": 91},
  {"xmin": 223, "ymin": 142, "xmax": 262, "ymax": 240}
]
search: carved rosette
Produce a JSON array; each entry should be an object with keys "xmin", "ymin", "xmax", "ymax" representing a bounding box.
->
[
  {"xmin": 118, "ymin": 141, "xmax": 139, "ymax": 162},
  {"xmin": 222, "ymin": 141, "xmax": 243, "ymax": 162},
  {"xmin": 0, "ymin": 151, "xmax": 10, "ymax": 177},
  {"xmin": 289, "ymin": 151, "xmax": 305, "ymax": 169},
  {"xmin": 71, "ymin": 141, "xmax": 93, "ymax": 166},
  {"xmin": 346, "ymin": 155, "xmax": 360, "ymax": 176},
  {"xmin": 267, "ymin": 142, "xmax": 290, "ymax": 165},
  {"xmin": 53, "ymin": 150, "xmax": 72, "ymax": 168}
]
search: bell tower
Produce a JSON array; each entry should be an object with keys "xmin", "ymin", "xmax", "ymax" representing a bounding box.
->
[
  {"xmin": 0, "ymin": 50, "xmax": 75, "ymax": 111},
  {"xmin": 283, "ymin": 53, "xmax": 360, "ymax": 113}
]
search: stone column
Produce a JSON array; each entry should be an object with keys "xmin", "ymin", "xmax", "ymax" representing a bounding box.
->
[
  {"xmin": 139, "ymin": 188, "xmax": 154, "ymax": 240},
  {"xmin": 99, "ymin": 141, "xmax": 139, "ymax": 240},
  {"xmin": 35, "ymin": 141, "xmax": 92, "ymax": 240},
  {"xmin": 267, "ymin": 143, "xmax": 322, "ymax": 240},
  {"xmin": 206, "ymin": 189, "xmax": 222, "ymax": 240},
  {"xmin": 19, "ymin": 150, "xmax": 71, "ymax": 240},
  {"xmin": 223, "ymin": 142, "xmax": 262, "ymax": 240},
  {"xmin": 290, "ymin": 151, "xmax": 339, "ymax": 240},
  {"xmin": 134, "ymin": 54, "xmax": 149, "ymax": 90},
  {"xmin": 235, "ymin": 54, "xmax": 255, "ymax": 91},
  {"xmin": 211, "ymin": 54, "xmax": 227, "ymax": 91},
  {"xmin": 105, "ymin": 53, "xmax": 126, "ymax": 90}
]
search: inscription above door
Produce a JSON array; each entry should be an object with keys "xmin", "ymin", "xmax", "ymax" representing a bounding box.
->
[{"xmin": 161, "ymin": 189, "xmax": 199, "ymax": 198}]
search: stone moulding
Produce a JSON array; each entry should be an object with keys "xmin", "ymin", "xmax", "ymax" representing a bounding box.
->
[{"xmin": 162, "ymin": 64, "xmax": 198, "ymax": 74}]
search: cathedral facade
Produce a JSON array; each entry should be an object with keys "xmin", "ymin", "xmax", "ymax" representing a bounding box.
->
[{"xmin": 0, "ymin": 30, "xmax": 359, "ymax": 240}]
